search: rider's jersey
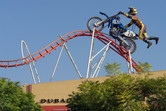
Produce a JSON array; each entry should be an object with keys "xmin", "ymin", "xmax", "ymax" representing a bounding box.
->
[
  {"xmin": 122, "ymin": 12, "xmax": 143, "ymax": 29},
  {"xmin": 122, "ymin": 12, "xmax": 147, "ymax": 40}
]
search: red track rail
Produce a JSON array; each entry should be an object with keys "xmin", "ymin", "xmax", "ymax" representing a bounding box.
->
[{"xmin": 0, "ymin": 30, "xmax": 138, "ymax": 71}]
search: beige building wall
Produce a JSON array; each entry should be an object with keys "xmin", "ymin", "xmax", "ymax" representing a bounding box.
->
[{"xmin": 22, "ymin": 70, "xmax": 166, "ymax": 106}]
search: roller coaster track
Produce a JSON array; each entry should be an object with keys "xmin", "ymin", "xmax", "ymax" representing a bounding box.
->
[{"xmin": 0, "ymin": 29, "xmax": 138, "ymax": 72}]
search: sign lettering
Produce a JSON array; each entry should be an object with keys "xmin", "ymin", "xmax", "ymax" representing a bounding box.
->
[{"xmin": 40, "ymin": 98, "xmax": 71, "ymax": 104}]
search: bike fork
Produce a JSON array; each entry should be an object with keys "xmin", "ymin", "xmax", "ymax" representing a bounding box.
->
[{"xmin": 118, "ymin": 36, "xmax": 129, "ymax": 47}]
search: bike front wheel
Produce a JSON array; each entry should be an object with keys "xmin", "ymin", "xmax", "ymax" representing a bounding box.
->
[
  {"xmin": 87, "ymin": 17, "xmax": 104, "ymax": 32},
  {"xmin": 120, "ymin": 38, "xmax": 136, "ymax": 54}
]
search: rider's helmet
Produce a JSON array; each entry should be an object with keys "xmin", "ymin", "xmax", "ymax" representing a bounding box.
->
[{"xmin": 128, "ymin": 7, "xmax": 137, "ymax": 15}]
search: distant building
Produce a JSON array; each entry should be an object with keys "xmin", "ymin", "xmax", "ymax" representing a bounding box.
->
[{"xmin": 22, "ymin": 70, "xmax": 166, "ymax": 111}]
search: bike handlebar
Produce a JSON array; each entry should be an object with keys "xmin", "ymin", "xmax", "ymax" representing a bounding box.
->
[
  {"xmin": 99, "ymin": 12, "xmax": 120, "ymax": 20},
  {"xmin": 99, "ymin": 12, "xmax": 109, "ymax": 18}
]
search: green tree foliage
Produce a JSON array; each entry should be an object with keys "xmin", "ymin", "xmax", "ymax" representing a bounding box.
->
[
  {"xmin": 136, "ymin": 61, "xmax": 152, "ymax": 73},
  {"xmin": 0, "ymin": 78, "xmax": 43, "ymax": 111},
  {"xmin": 105, "ymin": 62, "xmax": 124, "ymax": 75},
  {"xmin": 135, "ymin": 62, "xmax": 166, "ymax": 111},
  {"xmin": 67, "ymin": 62, "xmax": 166, "ymax": 111}
]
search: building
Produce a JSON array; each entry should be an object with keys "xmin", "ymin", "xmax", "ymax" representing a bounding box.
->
[{"xmin": 22, "ymin": 70, "xmax": 166, "ymax": 111}]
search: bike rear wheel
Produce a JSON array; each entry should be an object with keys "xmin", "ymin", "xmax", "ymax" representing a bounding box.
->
[
  {"xmin": 87, "ymin": 17, "xmax": 104, "ymax": 32},
  {"xmin": 120, "ymin": 38, "xmax": 136, "ymax": 54}
]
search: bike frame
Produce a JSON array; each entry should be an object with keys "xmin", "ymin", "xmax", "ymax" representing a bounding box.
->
[
  {"xmin": 99, "ymin": 12, "xmax": 132, "ymax": 37},
  {"xmin": 94, "ymin": 17, "xmax": 111, "ymax": 28},
  {"xmin": 99, "ymin": 13, "xmax": 136, "ymax": 47}
]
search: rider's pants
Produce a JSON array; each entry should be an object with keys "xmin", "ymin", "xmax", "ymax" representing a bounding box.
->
[{"xmin": 139, "ymin": 24, "xmax": 147, "ymax": 40}]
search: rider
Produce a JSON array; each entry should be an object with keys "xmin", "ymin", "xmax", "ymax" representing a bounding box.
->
[{"xmin": 118, "ymin": 7, "xmax": 159, "ymax": 48}]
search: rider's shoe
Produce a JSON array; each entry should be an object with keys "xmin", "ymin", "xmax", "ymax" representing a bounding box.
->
[
  {"xmin": 149, "ymin": 37, "xmax": 159, "ymax": 44},
  {"xmin": 154, "ymin": 37, "xmax": 159, "ymax": 44},
  {"xmin": 147, "ymin": 42, "xmax": 152, "ymax": 48},
  {"xmin": 143, "ymin": 38, "xmax": 152, "ymax": 48}
]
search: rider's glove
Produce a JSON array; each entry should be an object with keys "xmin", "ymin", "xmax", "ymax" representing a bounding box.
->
[{"xmin": 118, "ymin": 11, "xmax": 124, "ymax": 15}]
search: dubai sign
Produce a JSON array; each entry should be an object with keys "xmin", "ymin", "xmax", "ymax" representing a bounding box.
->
[{"xmin": 40, "ymin": 98, "xmax": 71, "ymax": 104}]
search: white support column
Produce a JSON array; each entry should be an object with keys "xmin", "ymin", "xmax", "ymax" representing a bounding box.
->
[
  {"xmin": 92, "ymin": 41, "xmax": 111, "ymax": 78},
  {"xmin": 50, "ymin": 44, "xmax": 64, "ymax": 82},
  {"xmin": 21, "ymin": 40, "xmax": 40, "ymax": 84},
  {"xmin": 86, "ymin": 27, "xmax": 95, "ymax": 78},
  {"xmin": 127, "ymin": 62, "xmax": 131, "ymax": 74},
  {"xmin": 127, "ymin": 50, "xmax": 133, "ymax": 74},
  {"xmin": 86, "ymin": 28, "xmax": 112, "ymax": 78},
  {"xmin": 50, "ymin": 35, "xmax": 83, "ymax": 82},
  {"xmin": 63, "ymin": 40, "xmax": 83, "ymax": 79}
]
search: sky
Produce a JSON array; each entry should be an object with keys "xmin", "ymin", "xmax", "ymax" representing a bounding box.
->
[{"xmin": 0, "ymin": 0, "xmax": 166, "ymax": 85}]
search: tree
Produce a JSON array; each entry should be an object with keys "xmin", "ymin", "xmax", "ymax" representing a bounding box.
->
[
  {"xmin": 67, "ymin": 75, "xmax": 149, "ymax": 111},
  {"xmin": 104, "ymin": 62, "xmax": 124, "ymax": 75},
  {"xmin": 135, "ymin": 75, "xmax": 166, "ymax": 111},
  {"xmin": 136, "ymin": 61, "xmax": 152, "ymax": 73},
  {"xmin": 67, "ymin": 62, "xmax": 166, "ymax": 111},
  {"xmin": 135, "ymin": 62, "xmax": 166, "ymax": 110},
  {"xmin": 0, "ymin": 78, "xmax": 43, "ymax": 111}
]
